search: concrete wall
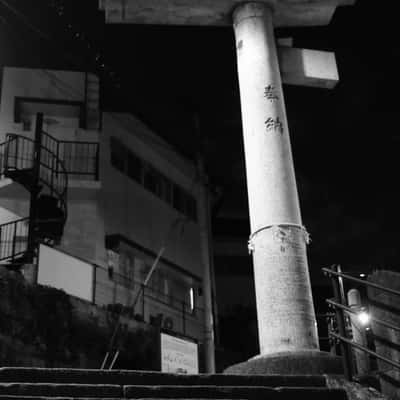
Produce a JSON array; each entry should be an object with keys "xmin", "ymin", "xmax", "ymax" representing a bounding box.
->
[
  {"xmin": 0, "ymin": 67, "xmax": 99, "ymax": 142},
  {"xmin": 100, "ymin": 112, "xmax": 203, "ymax": 279},
  {"xmin": 0, "ymin": 67, "xmax": 85, "ymax": 124},
  {"xmin": 60, "ymin": 187, "xmax": 107, "ymax": 268}
]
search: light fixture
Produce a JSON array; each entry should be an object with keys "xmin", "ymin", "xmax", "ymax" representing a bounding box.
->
[
  {"xmin": 357, "ymin": 310, "xmax": 370, "ymax": 326},
  {"xmin": 189, "ymin": 287, "xmax": 195, "ymax": 311}
]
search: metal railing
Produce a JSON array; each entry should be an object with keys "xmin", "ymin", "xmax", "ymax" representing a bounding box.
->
[
  {"xmin": 0, "ymin": 130, "xmax": 69, "ymax": 262},
  {"xmin": 41, "ymin": 131, "xmax": 99, "ymax": 180},
  {"xmin": 5, "ymin": 134, "xmax": 68, "ymax": 223},
  {"xmin": 0, "ymin": 218, "xmax": 30, "ymax": 262},
  {"xmin": 108, "ymin": 270, "xmax": 197, "ymax": 317},
  {"xmin": 96, "ymin": 267, "xmax": 201, "ymax": 331},
  {"xmin": 323, "ymin": 264, "xmax": 400, "ymax": 381},
  {"xmin": 97, "ymin": 266, "xmax": 204, "ymax": 369}
]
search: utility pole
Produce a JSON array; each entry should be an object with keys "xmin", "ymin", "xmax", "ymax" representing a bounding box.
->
[{"xmin": 194, "ymin": 113, "xmax": 216, "ymax": 373}]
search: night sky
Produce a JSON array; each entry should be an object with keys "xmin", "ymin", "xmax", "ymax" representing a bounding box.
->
[{"xmin": 0, "ymin": 0, "xmax": 399, "ymax": 279}]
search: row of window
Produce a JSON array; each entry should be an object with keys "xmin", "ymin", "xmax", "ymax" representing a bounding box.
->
[
  {"xmin": 106, "ymin": 248, "xmax": 196, "ymax": 313},
  {"xmin": 110, "ymin": 137, "xmax": 197, "ymax": 221}
]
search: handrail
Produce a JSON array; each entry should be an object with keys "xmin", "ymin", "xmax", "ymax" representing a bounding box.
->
[
  {"xmin": 325, "ymin": 264, "xmax": 400, "ymax": 384},
  {"xmin": 0, "ymin": 217, "xmax": 30, "ymax": 262},
  {"xmin": 5, "ymin": 134, "xmax": 68, "ymax": 224},
  {"xmin": 327, "ymin": 298, "xmax": 400, "ymax": 333},
  {"xmin": 109, "ymin": 271, "xmax": 196, "ymax": 313},
  {"xmin": 323, "ymin": 266, "xmax": 400, "ymax": 298},
  {"xmin": 0, "ymin": 217, "xmax": 29, "ymax": 229},
  {"xmin": 41, "ymin": 130, "xmax": 99, "ymax": 179},
  {"xmin": 6, "ymin": 134, "xmax": 68, "ymax": 190},
  {"xmin": 42, "ymin": 129, "xmax": 98, "ymax": 146},
  {"xmin": 330, "ymin": 331, "xmax": 400, "ymax": 371},
  {"xmin": 0, "ymin": 131, "xmax": 69, "ymax": 262}
]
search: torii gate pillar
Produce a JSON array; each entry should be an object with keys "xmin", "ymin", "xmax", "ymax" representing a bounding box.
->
[
  {"xmin": 99, "ymin": 0, "xmax": 355, "ymax": 374},
  {"xmin": 233, "ymin": 1, "xmax": 318, "ymax": 356}
]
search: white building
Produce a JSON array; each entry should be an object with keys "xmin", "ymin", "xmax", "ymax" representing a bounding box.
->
[{"xmin": 0, "ymin": 66, "xmax": 211, "ymax": 343}]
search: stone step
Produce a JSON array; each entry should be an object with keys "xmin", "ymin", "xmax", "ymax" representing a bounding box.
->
[
  {"xmin": 0, "ymin": 384, "xmax": 122, "ymax": 398},
  {"xmin": 0, "ymin": 398, "xmax": 244, "ymax": 400},
  {"xmin": 0, "ymin": 384, "xmax": 347, "ymax": 400},
  {"xmin": 123, "ymin": 385, "xmax": 347, "ymax": 400},
  {"xmin": 0, "ymin": 398, "xmax": 123, "ymax": 400},
  {"xmin": 0, "ymin": 369, "xmax": 327, "ymax": 387}
]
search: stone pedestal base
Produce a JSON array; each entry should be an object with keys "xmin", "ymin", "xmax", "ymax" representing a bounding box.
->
[{"xmin": 224, "ymin": 350, "xmax": 343, "ymax": 375}]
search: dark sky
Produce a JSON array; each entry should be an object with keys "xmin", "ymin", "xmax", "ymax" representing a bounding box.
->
[{"xmin": 0, "ymin": 0, "xmax": 399, "ymax": 277}]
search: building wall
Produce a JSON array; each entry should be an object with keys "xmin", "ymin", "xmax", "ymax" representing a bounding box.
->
[
  {"xmin": 0, "ymin": 67, "xmax": 206, "ymax": 341},
  {"xmin": 0, "ymin": 67, "xmax": 83, "ymax": 134},
  {"xmin": 100, "ymin": 112, "xmax": 203, "ymax": 280},
  {"xmin": 0, "ymin": 66, "xmax": 99, "ymax": 142}
]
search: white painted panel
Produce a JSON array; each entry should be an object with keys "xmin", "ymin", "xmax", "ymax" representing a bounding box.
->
[
  {"xmin": 161, "ymin": 332, "xmax": 198, "ymax": 374},
  {"xmin": 38, "ymin": 244, "xmax": 93, "ymax": 302}
]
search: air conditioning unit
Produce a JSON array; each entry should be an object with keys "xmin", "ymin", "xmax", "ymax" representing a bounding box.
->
[
  {"xmin": 149, "ymin": 313, "xmax": 163, "ymax": 326},
  {"xmin": 163, "ymin": 316, "xmax": 174, "ymax": 331}
]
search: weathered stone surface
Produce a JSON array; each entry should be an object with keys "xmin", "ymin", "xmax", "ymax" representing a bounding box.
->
[
  {"xmin": 0, "ymin": 367, "xmax": 326, "ymax": 387},
  {"xmin": 0, "ymin": 367, "xmax": 390, "ymax": 400},
  {"xmin": 99, "ymin": 0, "xmax": 356, "ymax": 27},
  {"xmin": 233, "ymin": 2, "xmax": 318, "ymax": 356},
  {"xmin": 326, "ymin": 375, "xmax": 388, "ymax": 400},
  {"xmin": 123, "ymin": 385, "xmax": 348, "ymax": 399},
  {"xmin": 224, "ymin": 350, "xmax": 343, "ymax": 375},
  {"xmin": 0, "ymin": 383, "xmax": 122, "ymax": 398}
]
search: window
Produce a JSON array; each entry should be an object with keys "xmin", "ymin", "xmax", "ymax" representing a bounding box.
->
[
  {"xmin": 160, "ymin": 174, "xmax": 173, "ymax": 203},
  {"xmin": 127, "ymin": 151, "xmax": 142, "ymax": 182},
  {"xmin": 109, "ymin": 136, "xmax": 198, "ymax": 221},
  {"xmin": 186, "ymin": 195, "xmax": 197, "ymax": 221},
  {"xmin": 143, "ymin": 165, "xmax": 161, "ymax": 196},
  {"xmin": 110, "ymin": 137, "xmax": 126, "ymax": 173},
  {"xmin": 14, "ymin": 97, "xmax": 84, "ymax": 129},
  {"xmin": 173, "ymin": 184, "xmax": 186, "ymax": 213},
  {"xmin": 22, "ymin": 117, "xmax": 32, "ymax": 131}
]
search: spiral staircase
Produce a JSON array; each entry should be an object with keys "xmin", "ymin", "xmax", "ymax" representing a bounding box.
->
[{"xmin": 0, "ymin": 117, "xmax": 68, "ymax": 268}]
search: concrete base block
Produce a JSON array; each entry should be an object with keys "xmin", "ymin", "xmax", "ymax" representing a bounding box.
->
[{"xmin": 224, "ymin": 350, "xmax": 343, "ymax": 375}]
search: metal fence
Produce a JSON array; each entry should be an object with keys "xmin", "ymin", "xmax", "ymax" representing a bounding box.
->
[
  {"xmin": 0, "ymin": 218, "xmax": 29, "ymax": 262},
  {"xmin": 94, "ymin": 266, "xmax": 204, "ymax": 341},
  {"xmin": 41, "ymin": 131, "xmax": 99, "ymax": 180},
  {"xmin": 323, "ymin": 265, "xmax": 400, "ymax": 384}
]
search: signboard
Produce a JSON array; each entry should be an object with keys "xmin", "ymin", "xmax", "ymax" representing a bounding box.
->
[{"xmin": 160, "ymin": 332, "xmax": 198, "ymax": 374}]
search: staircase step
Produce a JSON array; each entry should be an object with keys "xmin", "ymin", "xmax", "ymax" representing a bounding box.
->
[
  {"xmin": 123, "ymin": 385, "xmax": 347, "ymax": 400},
  {"xmin": 0, "ymin": 385, "xmax": 347, "ymax": 400},
  {"xmin": 0, "ymin": 369, "xmax": 327, "ymax": 387},
  {"xmin": 0, "ymin": 397, "xmax": 123, "ymax": 400},
  {"xmin": 0, "ymin": 384, "xmax": 122, "ymax": 398},
  {"xmin": 0, "ymin": 398, "xmax": 243, "ymax": 400}
]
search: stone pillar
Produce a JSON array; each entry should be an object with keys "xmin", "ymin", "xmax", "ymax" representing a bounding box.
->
[{"xmin": 232, "ymin": 2, "xmax": 319, "ymax": 355}]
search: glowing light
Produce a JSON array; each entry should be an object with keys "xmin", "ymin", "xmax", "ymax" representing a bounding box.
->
[
  {"xmin": 189, "ymin": 287, "xmax": 195, "ymax": 311},
  {"xmin": 359, "ymin": 273, "xmax": 366, "ymax": 278},
  {"xmin": 357, "ymin": 311, "xmax": 370, "ymax": 326}
]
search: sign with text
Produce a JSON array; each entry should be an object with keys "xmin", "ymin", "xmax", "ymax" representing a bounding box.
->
[{"xmin": 160, "ymin": 332, "xmax": 198, "ymax": 374}]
